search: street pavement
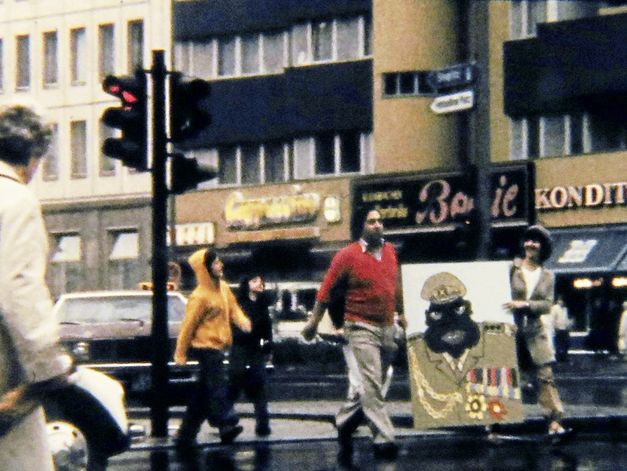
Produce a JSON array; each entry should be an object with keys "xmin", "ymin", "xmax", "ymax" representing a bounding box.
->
[{"xmin": 126, "ymin": 354, "xmax": 627, "ymax": 452}]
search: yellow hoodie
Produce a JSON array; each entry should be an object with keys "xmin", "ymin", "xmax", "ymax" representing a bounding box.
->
[{"xmin": 174, "ymin": 248, "xmax": 251, "ymax": 363}]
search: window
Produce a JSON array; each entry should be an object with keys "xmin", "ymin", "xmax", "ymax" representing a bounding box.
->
[
  {"xmin": 312, "ymin": 20, "xmax": 332, "ymax": 62},
  {"xmin": 293, "ymin": 132, "xmax": 370, "ymax": 179},
  {"xmin": 70, "ymin": 120, "xmax": 87, "ymax": 178},
  {"xmin": 218, "ymin": 37, "xmax": 236, "ymax": 76},
  {"xmin": 336, "ymin": 17, "xmax": 360, "ymax": 61},
  {"xmin": 98, "ymin": 24, "xmax": 115, "ymax": 80},
  {"xmin": 261, "ymin": 32, "xmax": 284, "ymax": 73},
  {"xmin": 511, "ymin": 109, "xmax": 627, "ymax": 160},
  {"xmin": 588, "ymin": 109, "xmax": 627, "ymax": 153},
  {"xmin": 290, "ymin": 15, "xmax": 371, "ymax": 66},
  {"xmin": 42, "ymin": 123, "xmax": 59, "ymax": 180},
  {"xmin": 218, "ymin": 145, "xmax": 237, "ymax": 184},
  {"xmin": 99, "ymin": 120, "xmax": 116, "ymax": 176},
  {"xmin": 383, "ymin": 71, "xmax": 436, "ymax": 97},
  {"xmin": 16, "ymin": 34, "xmax": 30, "ymax": 90},
  {"xmin": 70, "ymin": 28, "xmax": 87, "ymax": 85},
  {"xmin": 0, "ymin": 39, "xmax": 4, "ymax": 92},
  {"xmin": 43, "ymin": 31, "xmax": 58, "ymax": 86},
  {"xmin": 510, "ymin": 0, "xmax": 547, "ymax": 38},
  {"xmin": 49, "ymin": 234, "xmax": 82, "ymax": 295},
  {"xmin": 109, "ymin": 230, "xmax": 140, "ymax": 290},
  {"xmin": 191, "ymin": 41, "xmax": 214, "ymax": 78},
  {"xmin": 241, "ymin": 144, "xmax": 260, "ymax": 184},
  {"xmin": 264, "ymin": 142, "xmax": 287, "ymax": 183},
  {"xmin": 241, "ymin": 34, "xmax": 260, "ymax": 75},
  {"xmin": 127, "ymin": 20, "xmax": 144, "ymax": 72},
  {"xmin": 216, "ymin": 142, "xmax": 291, "ymax": 186}
]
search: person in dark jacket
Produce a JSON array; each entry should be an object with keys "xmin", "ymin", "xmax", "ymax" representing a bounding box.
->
[{"xmin": 228, "ymin": 273, "xmax": 273, "ymax": 436}]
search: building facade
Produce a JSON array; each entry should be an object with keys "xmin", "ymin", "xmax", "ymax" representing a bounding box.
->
[
  {"xmin": 172, "ymin": 0, "xmax": 627, "ymax": 351},
  {"xmin": 0, "ymin": 0, "xmax": 172, "ymax": 297}
]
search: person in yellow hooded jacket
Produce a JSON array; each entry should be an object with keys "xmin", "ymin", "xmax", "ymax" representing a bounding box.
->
[{"xmin": 174, "ymin": 248, "xmax": 251, "ymax": 448}]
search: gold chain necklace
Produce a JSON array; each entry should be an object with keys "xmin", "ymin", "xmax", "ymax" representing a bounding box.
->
[{"xmin": 408, "ymin": 343, "xmax": 463, "ymax": 419}]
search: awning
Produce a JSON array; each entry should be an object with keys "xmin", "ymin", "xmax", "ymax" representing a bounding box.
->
[{"xmin": 545, "ymin": 225, "xmax": 627, "ymax": 275}]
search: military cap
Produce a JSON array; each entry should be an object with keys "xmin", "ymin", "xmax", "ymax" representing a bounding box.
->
[{"xmin": 420, "ymin": 272, "xmax": 467, "ymax": 305}]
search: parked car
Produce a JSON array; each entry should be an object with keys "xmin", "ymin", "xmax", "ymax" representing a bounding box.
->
[{"xmin": 53, "ymin": 290, "xmax": 191, "ymax": 396}]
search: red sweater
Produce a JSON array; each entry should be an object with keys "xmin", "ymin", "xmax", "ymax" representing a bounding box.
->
[{"xmin": 317, "ymin": 241, "xmax": 398, "ymax": 326}]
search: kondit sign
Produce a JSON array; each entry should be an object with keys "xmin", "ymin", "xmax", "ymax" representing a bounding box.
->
[{"xmin": 535, "ymin": 181, "xmax": 626, "ymax": 211}]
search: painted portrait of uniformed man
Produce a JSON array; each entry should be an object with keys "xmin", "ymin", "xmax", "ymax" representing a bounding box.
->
[{"xmin": 402, "ymin": 262, "xmax": 525, "ymax": 429}]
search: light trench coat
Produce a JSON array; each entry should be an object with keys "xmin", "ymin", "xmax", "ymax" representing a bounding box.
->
[{"xmin": 0, "ymin": 161, "xmax": 71, "ymax": 470}]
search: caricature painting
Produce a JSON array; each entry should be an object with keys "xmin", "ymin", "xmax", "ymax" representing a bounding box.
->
[{"xmin": 401, "ymin": 261, "xmax": 525, "ymax": 429}]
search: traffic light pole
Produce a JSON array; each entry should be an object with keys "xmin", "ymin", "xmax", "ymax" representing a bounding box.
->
[{"xmin": 150, "ymin": 50, "xmax": 170, "ymax": 438}]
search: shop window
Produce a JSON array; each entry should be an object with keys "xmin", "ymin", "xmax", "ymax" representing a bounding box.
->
[
  {"xmin": 218, "ymin": 145, "xmax": 238, "ymax": 184},
  {"xmin": 264, "ymin": 141, "xmax": 287, "ymax": 183},
  {"xmin": 109, "ymin": 230, "xmax": 140, "ymax": 290},
  {"xmin": 315, "ymin": 133, "xmax": 335, "ymax": 175},
  {"xmin": 50, "ymin": 234, "xmax": 83, "ymax": 295},
  {"xmin": 43, "ymin": 31, "xmax": 58, "ymax": 87}
]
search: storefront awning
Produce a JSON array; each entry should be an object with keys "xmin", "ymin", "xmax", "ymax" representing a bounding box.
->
[{"xmin": 545, "ymin": 225, "xmax": 627, "ymax": 275}]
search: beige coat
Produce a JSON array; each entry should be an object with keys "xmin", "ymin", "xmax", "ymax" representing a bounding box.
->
[
  {"xmin": 0, "ymin": 162, "xmax": 71, "ymax": 470},
  {"xmin": 510, "ymin": 263, "xmax": 556, "ymax": 366}
]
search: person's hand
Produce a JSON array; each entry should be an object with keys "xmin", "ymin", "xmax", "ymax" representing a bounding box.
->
[
  {"xmin": 174, "ymin": 352, "xmax": 187, "ymax": 366},
  {"xmin": 0, "ymin": 385, "xmax": 38, "ymax": 422},
  {"xmin": 503, "ymin": 300, "xmax": 529, "ymax": 311},
  {"xmin": 301, "ymin": 319, "xmax": 318, "ymax": 341}
]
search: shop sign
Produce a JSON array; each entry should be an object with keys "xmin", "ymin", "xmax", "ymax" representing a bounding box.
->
[
  {"xmin": 167, "ymin": 222, "xmax": 215, "ymax": 246},
  {"xmin": 353, "ymin": 166, "xmax": 530, "ymax": 232},
  {"xmin": 224, "ymin": 190, "xmax": 320, "ymax": 230},
  {"xmin": 535, "ymin": 181, "xmax": 627, "ymax": 211}
]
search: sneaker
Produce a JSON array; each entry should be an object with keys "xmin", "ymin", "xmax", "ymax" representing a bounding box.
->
[
  {"xmin": 220, "ymin": 424, "xmax": 244, "ymax": 444},
  {"xmin": 373, "ymin": 442, "xmax": 398, "ymax": 460},
  {"xmin": 547, "ymin": 421, "xmax": 574, "ymax": 445}
]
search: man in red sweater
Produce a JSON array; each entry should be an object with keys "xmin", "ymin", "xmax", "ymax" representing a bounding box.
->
[{"xmin": 302, "ymin": 209, "xmax": 402, "ymax": 461}]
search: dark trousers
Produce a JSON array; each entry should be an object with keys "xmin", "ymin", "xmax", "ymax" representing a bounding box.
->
[
  {"xmin": 554, "ymin": 330, "xmax": 570, "ymax": 362},
  {"xmin": 227, "ymin": 347, "xmax": 269, "ymax": 431},
  {"xmin": 178, "ymin": 348, "xmax": 239, "ymax": 440}
]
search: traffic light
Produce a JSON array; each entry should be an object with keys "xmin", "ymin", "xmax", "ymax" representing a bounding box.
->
[
  {"xmin": 101, "ymin": 71, "xmax": 148, "ymax": 170},
  {"xmin": 169, "ymin": 72, "xmax": 211, "ymax": 143},
  {"xmin": 169, "ymin": 153, "xmax": 218, "ymax": 194},
  {"xmin": 170, "ymin": 153, "xmax": 217, "ymax": 194}
]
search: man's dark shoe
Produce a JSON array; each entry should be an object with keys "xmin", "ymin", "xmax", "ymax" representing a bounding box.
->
[
  {"xmin": 337, "ymin": 423, "xmax": 353, "ymax": 448},
  {"xmin": 373, "ymin": 442, "xmax": 398, "ymax": 460},
  {"xmin": 174, "ymin": 436, "xmax": 198, "ymax": 454},
  {"xmin": 255, "ymin": 424, "xmax": 271, "ymax": 437},
  {"xmin": 220, "ymin": 424, "xmax": 244, "ymax": 444}
]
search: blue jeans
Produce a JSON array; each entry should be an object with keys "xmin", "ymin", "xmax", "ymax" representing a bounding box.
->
[{"xmin": 178, "ymin": 348, "xmax": 239, "ymax": 440}]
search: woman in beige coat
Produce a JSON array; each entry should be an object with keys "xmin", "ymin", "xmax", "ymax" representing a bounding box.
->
[{"xmin": 504, "ymin": 225, "xmax": 572, "ymax": 440}]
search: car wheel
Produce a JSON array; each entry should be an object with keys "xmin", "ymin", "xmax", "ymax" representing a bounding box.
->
[{"xmin": 46, "ymin": 420, "xmax": 89, "ymax": 470}]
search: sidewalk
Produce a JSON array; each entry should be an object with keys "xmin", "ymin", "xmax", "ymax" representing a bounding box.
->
[{"xmin": 128, "ymin": 399, "xmax": 627, "ymax": 451}]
